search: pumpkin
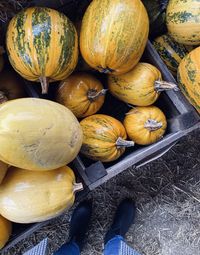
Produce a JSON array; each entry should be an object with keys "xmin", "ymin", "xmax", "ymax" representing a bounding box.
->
[
  {"xmin": 0, "ymin": 215, "xmax": 12, "ymax": 249},
  {"xmin": 0, "ymin": 69, "xmax": 26, "ymax": 104},
  {"xmin": 177, "ymin": 46, "xmax": 200, "ymax": 113},
  {"xmin": 80, "ymin": 0, "xmax": 149, "ymax": 75},
  {"xmin": 0, "ymin": 161, "xmax": 8, "ymax": 184},
  {"xmin": 108, "ymin": 62, "xmax": 178, "ymax": 106},
  {"xmin": 0, "ymin": 47, "xmax": 4, "ymax": 73},
  {"xmin": 0, "ymin": 98, "xmax": 82, "ymax": 171},
  {"xmin": 166, "ymin": 0, "xmax": 200, "ymax": 45},
  {"xmin": 0, "ymin": 166, "xmax": 83, "ymax": 223},
  {"xmin": 56, "ymin": 73, "xmax": 107, "ymax": 118},
  {"xmin": 124, "ymin": 106, "xmax": 167, "ymax": 145},
  {"xmin": 80, "ymin": 114, "xmax": 134, "ymax": 162},
  {"xmin": 6, "ymin": 7, "xmax": 78, "ymax": 94},
  {"xmin": 142, "ymin": 0, "xmax": 168, "ymax": 39},
  {"xmin": 153, "ymin": 34, "xmax": 194, "ymax": 76}
]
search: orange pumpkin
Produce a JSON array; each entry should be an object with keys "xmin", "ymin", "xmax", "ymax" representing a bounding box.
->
[
  {"xmin": 56, "ymin": 73, "xmax": 106, "ymax": 118},
  {"xmin": 80, "ymin": 114, "xmax": 134, "ymax": 162},
  {"xmin": 80, "ymin": 0, "xmax": 149, "ymax": 75},
  {"xmin": 124, "ymin": 106, "xmax": 167, "ymax": 145}
]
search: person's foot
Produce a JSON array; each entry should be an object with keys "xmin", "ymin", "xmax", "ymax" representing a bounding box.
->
[
  {"xmin": 69, "ymin": 200, "xmax": 92, "ymax": 251},
  {"xmin": 104, "ymin": 198, "xmax": 136, "ymax": 244}
]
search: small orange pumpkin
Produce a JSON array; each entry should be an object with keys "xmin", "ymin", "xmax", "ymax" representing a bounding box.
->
[
  {"xmin": 124, "ymin": 106, "xmax": 167, "ymax": 145},
  {"xmin": 80, "ymin": 114, "xmax": 134, "ymax": 162},
  {"xmin": 56, "ymin": 73, "xmax": 107, "ymax": 118},
  {"xmin": 0, "ymin": 215, "xmax": 12, "ymax": 249}
]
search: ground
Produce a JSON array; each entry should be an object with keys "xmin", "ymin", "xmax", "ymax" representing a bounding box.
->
[{"xmin": 3, "ymin": 130, "xmax": 200, "ymax": 255}]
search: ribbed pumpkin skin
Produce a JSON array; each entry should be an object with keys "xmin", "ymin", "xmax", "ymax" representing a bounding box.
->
[
  {"xmin": 80, "ymin": 114, "xmax": 128, "ymax": 162},
  {"xmin": 124, "ymin": 106, "xmax": 167, "ymax": 145},
  {"xmin": 166, "ymin": 0, "xmax": 200, "ymax": 45},
  {"xmin": 56, "ymin": 73, "xmax": 105, "ymax": 118},
  {"xmin": 177, "ymin": 46, "xmax": 200, "ymax": 113},
  {"xmin": 108, "ymin": 63, "xmax": 161, "ymax": 106},
  {"xmin": 0, "ymin": 166, "xmax": 80, "ymax": 223},
  {"xmin": 6, "ymin": 7, "xmax": 78, "ymax": 89},
  {"xmin": 0, "ymin": 215, "xmax": 12, "ymax": 249},
  {"xmin": 80, "ymin": 0, "xmax": 149, "ymax": 75},
  {"xmin": 153, "ymin": 34, "xmax": 194, "ymax": 75},
  {"xmin": 0, "ymin": 98, "xmax": 82, "ymax": 171}
]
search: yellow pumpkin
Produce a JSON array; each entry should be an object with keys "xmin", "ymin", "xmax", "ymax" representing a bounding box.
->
[
  {"xmin": 124, "ymin": 106, "xmax": 167, "ymax": 145},
  {"xmin": 80, "ymin": 0, "xmax": 149, "ymax": 75},
  {"xmin": 0, "ymin": 98, "xmax": 83, "ymax": 171},
  {"xmin": 177, "ymin": 46, "xmax": 200, "ymax": 112},
  {"xmin": 6, "ymin": 7, "xmax": 78, "ymax": 94},
  {"xmin": 108, "ymin": 62, "xmax": 178, "ymax": 106},
  {"xmin": 0, "ymin": 161, "xmax": 8, "ymax": 184},
  {"xmin": 0, "ymin": 47, "xmax": 4, "ymax": 72},
  {"xmin": 80, "ymin": 114, "xmax": 134, "ymax": 162},
  {"xmin": 0, "ymin": 69, "xmax": 26, "ymax": 104},
  {"xmin": 0, "ymin": 166, "xmax": 83, "ymax": 223},
  {"xmin": 166, "ymin": 0, "xmax": 200, "ymax": 45},
  {"xmin": 0, "ymin": 215, "xmax": 12, "ymax": 249},
  {"xmin": 56, "ymin": 73, "xmax": 106, "ymax": 118}
]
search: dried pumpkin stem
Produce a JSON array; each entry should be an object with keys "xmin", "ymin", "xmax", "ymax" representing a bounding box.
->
[
  {"xmin": 116, "ymin": 137, "xmax": 135, "ymax": 148},
  {"xmin": 0, "ymin": 91, "xmax": 8, "ymax": 104},
  {"xmin": 73, "ymin": 182, "xmax": 83, "ymax": 193},
  {"xmin": 155, "ymin": 80, "xmax": 179, "ymax": 92},
  {"xmin": 144, "ymin": 119, "xmax": 163, "ymax": 131},
  {"xmin": 87, "ymin": 89, "xmax": 108, "ymax": 101},
  {"xmin": 39, "ymin": 76, "xmax": 49, "ymax": 94}
]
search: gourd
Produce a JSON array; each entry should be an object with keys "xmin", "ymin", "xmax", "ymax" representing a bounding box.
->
[
  {"xmin": 166, "ymin": 0, "xmax": 200, "ymax": 45},
  {"xmin": 80, "ymin": 114, "xmax": 134, "ymax": 162},
  {"xmin": 0, "ymin": 166, "xmax": 83, "ymax": 223},
  {"xmin": 0, "ymin": 98, "xmax": 82, "ymax": 171},
  {"xmin": 142, "ymin": 0, "xmax": 168, "ymax": 39},
  {"xmin": 0, "ymin": 47, "xmax": 4, "ymax": 72},
  {"xmin": 6, "ymin": 7, "xmax": 78, "ymax": 94},
  {"xmin": 0, "ymin": 161, "xmax": 8, "ymax": 184},
  {"xmin": 0, "ymin": 69, "xmax": 26, "ymax": 104},
  {"xmin": 56, "ymin": 73, "xmax": 106, "ymax": 118},
  {"xmin": 0, "ymin": 215, "xmax": 12, "ymax": 249},
  {"xmin": 108, "ymin": 62, "xmax": 178, "ymax": 106},
  {"xmin": 177, "ymin": 47, "xmax": 200, "ymax": 113},
  {"xmin": 80, "ymin": 0, "xmax": 149, "ymax": 75},
  {"xmin": 124, "ymin": 106, "xmax": 167, "ymax": 145},
  {"xmin": 153, "ymin": 34, "xmax": 194, "ymax": 76}
]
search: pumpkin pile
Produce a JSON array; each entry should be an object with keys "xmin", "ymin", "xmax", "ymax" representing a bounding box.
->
[{"xmin": 0, "ymin": 0, "xmax": 186, "ymax": 249}]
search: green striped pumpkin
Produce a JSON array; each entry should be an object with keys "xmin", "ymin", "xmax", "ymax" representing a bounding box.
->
[
  {"xmin": 178, "ymin": 46, "xmax": 200, "ymax": 113},
  {"xmin": 6, "ymin": 7, "xmax": 78, "ymax": 94},
  {"xmin": 166, "ymin": 0, "xmax": 200, "ymax": 45},
  {"xmin": 153, "ymin": 34, "xmax": 194, "ymax": 76}
]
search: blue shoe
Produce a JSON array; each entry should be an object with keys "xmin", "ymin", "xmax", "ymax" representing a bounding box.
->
[
  {"xmin": 104, "ymin": 199, "xmax": 136, "ymax": 244},
  {"xmin": 69, "ymin": 200, "xmax": 92, "ymax": 251}
]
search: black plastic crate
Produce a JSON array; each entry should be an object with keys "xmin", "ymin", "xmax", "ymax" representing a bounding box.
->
[{"xmin": 1, "ymin": 0, "xmax": 200, "ymax": 252}]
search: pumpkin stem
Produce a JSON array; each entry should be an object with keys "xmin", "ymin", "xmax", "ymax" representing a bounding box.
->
[
  {"xmin": 144, "ymin": 119, "xmax": 163, "ymax": 131},
  {"xmin": 73, "ymin": 182, "xmax": 83, "ymax": 193},
  {"xmin": 87, "ymin": 89, "xmax": 108, "ymax": 101},
  {"xmin": 154, "ymin": 80, "xmax": 179, "ymax": 92},
  {"xmin": 116, "ymin": 137, "xmax": 135, "ymax": 148},
  {"xmin": 39, "ymin": 76, "xmax": 49, "ymax": 94},
  {"xmin": 0, "ymin": 91, "xmax": 8, "ymax": 104}
]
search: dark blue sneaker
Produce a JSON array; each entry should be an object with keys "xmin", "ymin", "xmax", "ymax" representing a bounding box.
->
[
  {"xmin": 104, "ymin": 198, "xmax": 136, "ymax": 244},
  {"xmin": 69, "ymin": 200, "xmax": 92, "ymax": 251}
]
